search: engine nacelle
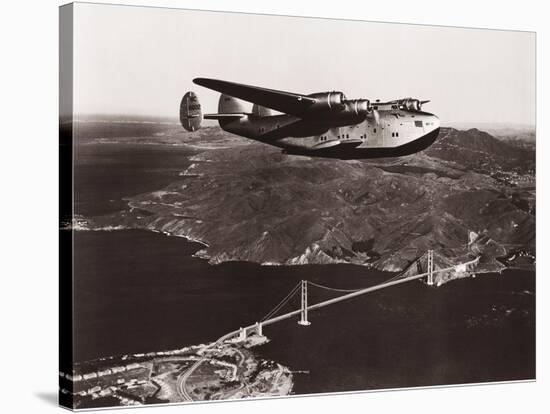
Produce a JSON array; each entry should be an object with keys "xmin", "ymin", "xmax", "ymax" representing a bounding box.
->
[
  {"xmin": 307, "ymin": 91, "xmax": 347, "ymax": 112},
  {"xmin": 400, "ymin": 98, "xmax": 422, "ymax": 111},
  {"xmin": 345, "ymin": 99, "xmax": 371, "ymax": 116}
]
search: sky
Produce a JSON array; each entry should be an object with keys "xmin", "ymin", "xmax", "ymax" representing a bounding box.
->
[{"xmin": 73, "ymin": 3, "xmax": 536, "ymax": 126}]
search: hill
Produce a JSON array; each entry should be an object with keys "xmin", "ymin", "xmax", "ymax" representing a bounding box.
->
[{"xmin": 86, "ymin": 125, "xmax": 535, "ymax": 273}]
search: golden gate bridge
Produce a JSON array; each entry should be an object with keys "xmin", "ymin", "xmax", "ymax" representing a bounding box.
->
[{"xmin": 178, "ymin": 250, "xmax": 480, "ymax": 400}]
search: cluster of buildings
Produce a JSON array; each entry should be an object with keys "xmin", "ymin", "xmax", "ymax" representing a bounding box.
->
[
  {"xmin": 61, "ymin": 362, "xmax": 142, "ymax": 382},
  {"xmin": 61, "ymin": 363, "xmax": 151, "ymax": 399},
  {"xmin": 492, "ymin": 170, "xmax": 535, "ymax": 187}
]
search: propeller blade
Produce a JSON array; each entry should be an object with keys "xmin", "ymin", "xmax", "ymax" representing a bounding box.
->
[
  {"xmin": 373, "ymin": 109, "xmax": 380, "ymax": 125},
  {"xmin": 367, "ymin": 109, "xmax": 380, "ymax": 125}
]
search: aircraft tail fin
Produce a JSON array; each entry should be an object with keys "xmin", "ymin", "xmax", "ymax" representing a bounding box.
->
[{"xmin": 180, "ymin": 91, "xmax": 202, "ymax": 131}]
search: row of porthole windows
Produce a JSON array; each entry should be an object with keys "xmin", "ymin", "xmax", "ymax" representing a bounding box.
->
[
  {"xmin": 391, "ymin": 132, "xmax": 400, "ymax": 137},
  {"xmin": 320, "ymin": 134, "xmax": 351, "ymax": 141},
  {"xmin": 319, "ymin": 134, "xmax": 372, "ymax": 141}
]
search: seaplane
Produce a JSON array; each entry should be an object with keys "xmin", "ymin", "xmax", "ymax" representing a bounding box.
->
[{"xmin": 180, "ymin": 78, "xmax": 440, "ymax": 159}]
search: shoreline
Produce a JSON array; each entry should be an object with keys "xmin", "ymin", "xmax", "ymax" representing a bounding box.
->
[
  {"xmin": 63, "ymin": 335, "xmax": 294, "ymax": 408},
  {"xmin": 68, "ymin": 225, "xmax": 535, "ymax": 275}
]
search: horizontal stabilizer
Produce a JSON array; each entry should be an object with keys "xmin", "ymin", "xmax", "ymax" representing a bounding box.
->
[{"xmin": 204, "ymin": 113, "xmax": 248, "ymax": 120}]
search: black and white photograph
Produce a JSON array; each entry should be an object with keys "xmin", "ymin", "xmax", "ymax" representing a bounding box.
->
[{"xmin": 50, "ymin": 1, "xmax": 544, "ymax": 411}]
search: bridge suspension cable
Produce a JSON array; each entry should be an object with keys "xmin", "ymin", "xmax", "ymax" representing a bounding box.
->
[
  {"xmin": 381, "ymin": 269, "xmax": 409, "ymax": 284},
  {"xmin": 308, "ymin": 266, "xmax": 411, "ymax": 295},
  {"xmin": 302, "ymin": 258, "xmax": 423, "ymax": 300},
  {"xmin": 307, "ymin": 281, "xmax": 363, "ymax": 293},
  {"xmin": 260, "ymin": 281, "xmax": 301, "ymax": 322},
  {"xmin": 259, "ymin": 255, "xmax": 427, "ymax": 324}
]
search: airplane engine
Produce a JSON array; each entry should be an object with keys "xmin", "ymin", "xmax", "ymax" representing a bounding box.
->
[
  {"xmin": 401, "ymin": 98, "xmax": 422, "ymax": 111},
  {"xmin": 346, "ymin": 99, "xmax": 371, "ymax": 116},
  {"xmin": 307, "ymin": 91, "xmax": 347, "ymax": 112}
]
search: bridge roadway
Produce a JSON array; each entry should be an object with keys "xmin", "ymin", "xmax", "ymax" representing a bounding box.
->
[{"xmin": 177, "ymin": 257, "xmax": 479, "ymax": 401}]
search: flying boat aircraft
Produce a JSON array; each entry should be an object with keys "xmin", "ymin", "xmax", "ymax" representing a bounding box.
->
[{"xmin": 180, "ymin": 78, "xmax": 440, "ymax": 159}]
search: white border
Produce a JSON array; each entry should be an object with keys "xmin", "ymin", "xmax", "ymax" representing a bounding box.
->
[{"xmin": 0, "ymin": 1, "xmax": 546, "ymax": 413}]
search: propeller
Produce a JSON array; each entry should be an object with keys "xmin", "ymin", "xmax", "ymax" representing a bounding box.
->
[{"xmin": 367, "ymin": 108, "xmax": 380, "ymax": 125}]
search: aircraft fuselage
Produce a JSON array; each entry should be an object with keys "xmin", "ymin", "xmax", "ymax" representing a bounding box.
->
[{"xmin": 219, "ymin": 108, "xmax": 440, "ymax": 160}]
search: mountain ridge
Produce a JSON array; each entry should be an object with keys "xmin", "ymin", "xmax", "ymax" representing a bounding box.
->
[{"xmin": 84, "ymin": 125, "xmax": 535, "ymax": 275}]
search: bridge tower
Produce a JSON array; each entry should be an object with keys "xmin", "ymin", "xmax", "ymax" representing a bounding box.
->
[
  {"xmin": 427, "ymin": 249, "xmax": 434, "ymax": 286},
  {"xmin": 298, "ymin": 280, "xmax": 311, "ymax": 326},
  {"xmin": 255, "ymin": 322, "xmax": 264, "ymax": 337},
  {"xmin": 239, "ymin": 327, "xmax": 247, "ymax": 340}
]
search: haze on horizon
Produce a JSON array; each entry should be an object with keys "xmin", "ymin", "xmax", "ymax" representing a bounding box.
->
[{"xmin": 72, "ymin": 3, "xmax": 536, "ymax": 127}]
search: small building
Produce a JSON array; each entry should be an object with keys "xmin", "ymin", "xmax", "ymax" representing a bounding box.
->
[
  {"xmin": 88, "ymin": 386, "xmax": 101, "ymax": 394},
  {"xmin": 99, "ymin": 388, "xmax": 112, "ymax": 397}
]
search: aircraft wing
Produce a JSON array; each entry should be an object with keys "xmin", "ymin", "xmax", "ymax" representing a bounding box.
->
[{"xmin": 193, "ymin": 78, "xmax": 317, "ymax": 117}]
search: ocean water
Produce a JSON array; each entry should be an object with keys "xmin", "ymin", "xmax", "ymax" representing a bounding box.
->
[
  {"xmin": 72, "ymin": 142, "xmax": 535, "ymax": 395},
  {"xmin": 74, "ymin": 143, "xmax": 196, "ymax": 217},
  {"xmin": 74, "ymin": 230, "xmax": 534, "ymax": 393}
]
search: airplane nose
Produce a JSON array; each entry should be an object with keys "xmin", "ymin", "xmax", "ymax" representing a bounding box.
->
[{"xmin": 432, "ymin": 115, "xmax": 440, "ymax": 129}]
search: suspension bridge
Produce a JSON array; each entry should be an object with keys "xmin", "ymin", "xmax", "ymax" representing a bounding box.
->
[{"xmin": 178, "ymin": 250, "xmax": 480, "ymax": 400}]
